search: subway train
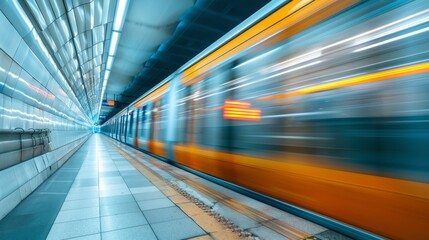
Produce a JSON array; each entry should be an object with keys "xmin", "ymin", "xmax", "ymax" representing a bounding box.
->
[{"xmin": 102, "ymin": 0, "xmax": 429, "ymax": 238}]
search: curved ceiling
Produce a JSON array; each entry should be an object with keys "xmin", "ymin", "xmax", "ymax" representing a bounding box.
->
[
  {"xmin": 100, "ymin": 0, "xmax": 270, "ymax": 123},
  {"xmin": 8, "ymin": 0, "xmax": 270, "ymax": 124},
  {"xmin": 22, "ymin": 0, "xmax": 119, "ymax": 122}
]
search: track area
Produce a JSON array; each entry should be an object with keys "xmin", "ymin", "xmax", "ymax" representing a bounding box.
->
[{"xmin": 104, "ymin": 135, "xmax": 354, "ymax": 240}]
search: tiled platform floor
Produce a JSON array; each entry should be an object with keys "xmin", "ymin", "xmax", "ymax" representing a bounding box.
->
[
  {"xmin": 0, "ymin": 134, "xmax": 212, "ymax": 240},
  {"xmin": 0, "ymin": 133, "xmax": 351, "ymax": 240}
]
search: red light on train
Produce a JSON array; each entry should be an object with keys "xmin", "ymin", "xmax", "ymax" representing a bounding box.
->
[{"xmin": 223, "ymin": 100, "xmax": 261, "ymax": 121}]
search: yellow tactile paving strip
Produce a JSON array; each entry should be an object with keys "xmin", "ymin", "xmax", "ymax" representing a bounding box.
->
[
  {"xmin": 105, "ymin": 137, "xmax": 243, "ymax": 240},
  {"xmin": 124, "ymin": 144, "xmax": 316, "ymax": 240}
]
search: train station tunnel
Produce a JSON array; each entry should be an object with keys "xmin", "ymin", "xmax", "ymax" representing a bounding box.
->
[{"xmin": 1, "ymin": 0, "xmax": 429, "ymax": 239}]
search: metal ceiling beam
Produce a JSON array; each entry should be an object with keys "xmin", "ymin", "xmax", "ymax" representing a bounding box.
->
[
  {"xmin": 63, "ymin": 11, "xmax": 95, "ymax": 118},
  {"xmin": 18, "ymin": 0, "xmax": 92, "ymax": 118}
]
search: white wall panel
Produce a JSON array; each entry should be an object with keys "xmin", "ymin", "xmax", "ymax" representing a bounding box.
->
[{"xmin": 0, "ymin": 12, "xmax": 21, "ymax": 57}]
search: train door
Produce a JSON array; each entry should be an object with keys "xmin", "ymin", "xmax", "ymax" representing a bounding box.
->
[
  {"xmin": 118, "ymin": 116, "xmax": 121, "ymax": 141},
  {"xmin": 133, "ymin": 108, "xmax": 140, "ymax": 147},
  {"xmin": 174, "ymin": 75, "xmax": 209, "ymax": 169},
  {"xmin": 165, "ymin": 77, "xmax": 180, "ymax": 160},
  {"xmin": 111, "ymin": 120, "xmax": 115, "ymax": 138},
  {"xmin": 138, "ymin": 105, "xmax": 149, "ymax": 150},
  {"xmin": 149, "ymin": 102, "xmax": 157, "ymax": 151},
  {"xmin": 148, "ymin": 99, "xmax": 167, "ymax": 156},
  {"xmin": 115, "ymin": 118, "xmax": 119, "ymax": 140},
  {"xmin": 124, "ymin": 112, "xmax": 129, "ymax": 143},
  {"xmin": 126, "ymin": 110, "xmax": 135, "ymax": 144},
  {"xmin": 121, "ymin": 115, "xmax": 126, "ymax": 142},
  {"xmin": 173, "ymin": 62, "xmax": 241, "ymax": 179}
]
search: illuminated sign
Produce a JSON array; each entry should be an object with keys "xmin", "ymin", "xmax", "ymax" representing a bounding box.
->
[
  {"xmin": 223, "ymin": 100, "xmax": 261, "ymax": 121},
  {"xmin": 102, "ymin": 100, "xmax": 116, "ymax": 106}
]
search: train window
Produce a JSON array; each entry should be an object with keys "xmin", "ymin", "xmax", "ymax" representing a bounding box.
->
[
  {"xmin": 151, "ymin": 99, "xmax": 164, "ymax": 141},
  {"xmin": 125, "ymin": 114, "xmax": 129, "ymax": 138},
  {"xmin": 193, "ymin": 81, "xmax": 205, "ymax": 146},
  {"xmin": 158, "ymin": 96, "xmax": 167, "ymax": 141},
  {"xmin": 134, "ymin": 108, "xmax": 140, "ymax": 137},
  {"xmin": 118, "ymin": 117, "xmax": 121, "ymax": 137},
  {"xmin": 119, "ymin": 116, "xmax": 122, "ymax": 136},
  {"xmin": 118, "ymin": 117, "xmax": 120, "ymax": 136},
  {"xmin": 122, "ymin": 115, "xmax": 126, "ymax": 136},
  {"xmin": 149, "ymin": 102, "xmax": 157, "ymax": 141},
  {"xmin": 194, "ymin": 63, "xmax": 237, "ymax": 150},
  {"xmin": 195, "ymin": 74, "xmax": 216, "ymax": 148},
  {"xmin": 129, "ymin": 111, "xmax": 134, "ymax": 135},
  {"xmin": 176, "ymin": 85, "xmax": 191, "ymax": 144},
  {"xmin": 115, "ymin": 119, "xmax": 118, "ymax": 137},
  {"xmin": 140, "ymin": 105, "xmax": 147, "ymax": 137}
]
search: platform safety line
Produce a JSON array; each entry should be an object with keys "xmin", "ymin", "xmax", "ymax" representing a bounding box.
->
[
  {"xmin": 155, "ymin": 167, "xmax": 306, "ymax": 239},
  {"xmin": 184, "ymin": 179, "xmax": 307, "ymax": 240},
  {"xmin": 174, "ymin": 172, "xmax": 311, "ymax": 240},
  {"xmin": 126, "ymin": 146, "xmax": 311, "ymax": 239},
  {"xmin": 111, "ymin": 140, "xmax": 317, "ymax": 240}
]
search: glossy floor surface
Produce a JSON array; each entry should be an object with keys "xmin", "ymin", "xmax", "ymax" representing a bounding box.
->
[
  {"xmin": 0, "ymin": 134, "xmax": 350, "ymax": 240},
  {"xmin": 0, "ymin": 134, "xmax": 207, "ymax": 240}
]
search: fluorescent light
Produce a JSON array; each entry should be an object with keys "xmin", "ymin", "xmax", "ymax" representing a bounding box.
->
[
  {"xmin": 104, "ymin": 70, "xmax": 110, "ymax": 81},
  {"xmin": 97, "ymin": 0, "xmax": 129, "ymax": 120},
  {"xmin": 113, "ymin": 0, "xmax": 128, "ymax": 31},
  {"xmin": 90, "ymin": 1, "xmax": 95, "ymax": 28},
  {"xmin": 106, "ymin": 56, "xmax": 114, "ymax": 69},
  {"xmin": 355, "ymin": 26, "xmax": 429, "ymax": 52},
  {"xmin": 109, "ymin": 31, "xmax": 120, "ymax": 56},
  {"xmin": 98, "ymin": 70, "xmax": 110, "ymax": 116},
  {"xmin": 13, "ymin": 0, "xmax": 33, "ymax": 32}
]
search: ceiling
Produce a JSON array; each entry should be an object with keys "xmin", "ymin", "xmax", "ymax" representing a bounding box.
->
[
  {"xmin": 22, "ymin": 0, "xmax": 120, "ymax": 122},
  {"xmin": 13, "ymin": 0, "xmax": 270, "ymax": 124},
  {"xmin": 99, "ymin": 0, "xmax": 270, "ymax": 124}
]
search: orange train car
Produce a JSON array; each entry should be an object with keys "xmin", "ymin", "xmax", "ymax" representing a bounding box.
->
[{"xmin": 102, "ymin": 0, "xmax": 429, "ymax": 239}]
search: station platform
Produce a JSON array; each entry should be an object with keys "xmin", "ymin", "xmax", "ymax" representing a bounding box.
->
[{"xmin": 0, "ymin": 134, "xmax": 348, "ymax": 240}]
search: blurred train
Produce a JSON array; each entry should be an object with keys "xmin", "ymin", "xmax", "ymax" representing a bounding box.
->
[{"xmin": 102, "ymin": 0, "xmax": 429, "ymax": 238}]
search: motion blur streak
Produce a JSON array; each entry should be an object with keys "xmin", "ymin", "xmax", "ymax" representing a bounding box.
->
[
  {"xmin": 259, "ymin": 61, "xmax": 429, "ymax": 100},
  {"xmin": 102, "ymin": 0, "xmax": 429, "ymax": 239}
]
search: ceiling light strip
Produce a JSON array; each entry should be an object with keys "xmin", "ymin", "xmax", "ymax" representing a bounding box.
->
[{"xmin": 97, "ymin": 0, "xmax": 129, "ymax": 121}]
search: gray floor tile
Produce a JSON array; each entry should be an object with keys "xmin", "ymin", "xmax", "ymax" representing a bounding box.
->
[
  {"xmin": 102, "ymin": 225, "xmax": 157, "ymax": 240},
  {"xmin": 143, "ymin": 206, "xmax": 188, "ymax": 224},
  {"xmin": 72, "ymin": 179, "xmax": 99, "ymax": 188},
  {"xmin": 66, "ymin": 191, "xmax": 99, "ymax": 201},
  {"xmin": 99, "ymin": 171, "xmax": 121, "ymax": 177},
  {"xmin": 68, "ymin": 233, "xmax": 101, "ymax": 240},
  {"xmin": 133, "ymin": 191, "xmax": 166, "ymax": 201},
  {"xmin": 99, "ymin": 187, "xmax": 131, "ymax": 198},
  {"xmin": 47, "ymin": 218, "xmax": 100, "ymax": 240},
  {"xmin": 100, "ymin": 194, "xmax": 135, "ymax": 206},
  {"xmin": 130, "ymin": 186, "xmax": 159, "ymax": 194},
  {"xmin": 99, "ymin": 177, "xmax": 126, "ymax": 185},
  {"xmin": 120, "ymin": 170, "xmax": 141, "ymax": 176},
  {"xmin": 138, "ymin": 198, "xmax": 174, "ymax": 211},
  {"xmin": 49, "ymin": 171, "xmax": 78, "ymax": 181},
  {"xmin": 101, "ymin": 212, "xmax": 148, "ymax": 232},
  {"xmin": 100, "ymin": 201, "xmax": 141, "ymax": 216},
  {"xmin": 125, "ymin": 179, "xmax": 153, "ymax": 188},
  {"xmin": 37, "ymin": 181, "xmax": 73, "ymax": 193},
  {"xmin": 249, "ymin": 224, "xmax": 287, "ymax": 240},
  {"xmin": 55, "ymin": 207, "xmax": 99, "ymax": 223},
  {"xmin": 214, "ymin": 204, "xmax": 259, "ymax": 229},
  {"xmin": 61, "ymin": 198, "xmax": 99, "ymax": 211},
  {"xmin": 151, "ymin": 218, "xmax": 205, "ymax": 240}
]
